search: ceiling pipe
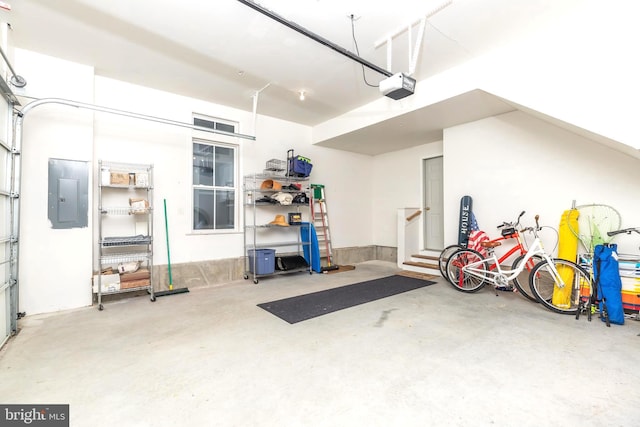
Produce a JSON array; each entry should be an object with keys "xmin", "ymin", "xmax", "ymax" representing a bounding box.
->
[
  {"xmin": 15, "ymin": 97, "xmax": 256, "ymax": 153},
  {"xmin": 236, "ymin": 0, "xmax": 392, "ymax": 78},
  {"xmin": 0, "ymin": 44, "xmax": 26, "ymax": 88},
  {"xmin": 252, "ymin": 83, "xmax": 271, "ymax": 135}
]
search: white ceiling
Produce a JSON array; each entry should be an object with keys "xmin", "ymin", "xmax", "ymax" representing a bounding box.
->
[{"xmin": 5, "ymin": 0, "xmax": 584, "ymax": 154}]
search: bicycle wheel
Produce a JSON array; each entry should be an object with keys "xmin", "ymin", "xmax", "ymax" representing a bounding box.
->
[
  {"xmin": 529, "ymin": 258, "xmax": 592, "ymax": 314},
  {"xmin": 510, "ymin": 254, "xmax": 544, "ymax": 302},
  {"xmin": 445, "ymin": 248, "xmax": 488, "ymax": 292},
  {"xmin": 438, "ymin": 244, "xmax": 462, "ymax": 277}
]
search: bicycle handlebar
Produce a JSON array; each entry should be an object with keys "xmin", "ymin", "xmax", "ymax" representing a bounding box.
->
[
  {"xmin": 496, "ymin": 211, "xmax": 526, "ymax": 229},
  {"xmin": 519, "ymin": 216, "xmax": 542, "ymax": 234},
  {"xmin": 607, "ymin": 228, "xmax": 640, "ymax": 236}
]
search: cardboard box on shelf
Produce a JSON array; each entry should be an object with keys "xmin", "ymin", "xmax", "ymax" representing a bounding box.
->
[
  {"xmin": 110, "ymin": 172, "xmax": 130, "ymax": 185},
  {"xmin": 135, "ymin": 172, "xmax": 149, "ymax": 187},
  {"xmin": 101, "ymin": 267, "xmax": 115, "ymax": 275},
  {"xmin": 92, "ymin": 274, "xmax": 121, "ymax": 294},
  {"xmin": 120, "ymin": 278, "xmax": 150, "ymax": 290},
  {"xmin": 129, "ymin": 198, "xmax": 149, "ymax": 213},
  {"xmin": 120, "ymin": 268, "xmax": 150, "ymax": 282}
]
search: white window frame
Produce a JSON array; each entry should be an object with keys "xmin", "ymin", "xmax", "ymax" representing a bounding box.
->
[{"xmin": 191, "ymin": 115, "xmax": 240, "ymax": 234}]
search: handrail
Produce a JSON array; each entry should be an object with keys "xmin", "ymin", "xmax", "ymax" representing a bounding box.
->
[{"xmin": 406, "ymin": 210, "xmax": 422, "ymax": 222}]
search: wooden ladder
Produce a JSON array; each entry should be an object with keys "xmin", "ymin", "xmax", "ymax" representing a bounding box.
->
[{"xmin": 311, "ymin": 184, "xmax": 337, "ymax": 271}]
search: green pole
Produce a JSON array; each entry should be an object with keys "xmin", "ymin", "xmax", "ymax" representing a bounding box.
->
[{"xmin": 164, "ymin": 199, "xmax": 173, "ymax": 290}]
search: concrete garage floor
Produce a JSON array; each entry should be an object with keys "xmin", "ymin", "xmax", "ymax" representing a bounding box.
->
[{"xmin": 1, "ymin": 260, "xmax": 640, "ymax": 426}]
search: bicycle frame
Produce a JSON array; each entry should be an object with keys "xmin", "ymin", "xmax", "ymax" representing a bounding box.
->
[
  {"xmin": 458, "ymin": 238, "xmax": 559, "ymax": 287},
  {"xmin": 483, "ymin": 231, "xmax": 528, "ymax": 271}
]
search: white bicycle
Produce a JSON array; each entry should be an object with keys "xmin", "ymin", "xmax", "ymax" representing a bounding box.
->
[{"xmin": 446, "ymin": 215, "xmax": 592, "ymax": 314}]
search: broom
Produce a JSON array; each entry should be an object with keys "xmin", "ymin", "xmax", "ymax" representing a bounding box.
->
[{"xmin": 155, "ymin": 198, "xmax": 189, "ymax": 297}]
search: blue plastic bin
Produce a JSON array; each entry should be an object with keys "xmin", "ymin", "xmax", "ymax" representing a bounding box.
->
[{"xmin": 248, "ymin": 249, "xmax": 276, "ymax": 274}]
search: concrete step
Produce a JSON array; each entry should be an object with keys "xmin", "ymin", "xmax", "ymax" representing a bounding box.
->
[
  {"xmin": 403, "ymin": 260, "xmax": 439, "ymax": 269},
  {"xmin": 410, "ymin": 253, "xmax": 439, "ymax": 262},
  {"xmin": 397, "ymin": 270, "xmax": 440, "ymax": 280},
  {"xmin": 402, "ymin": 261, "xmax": 441, "ymax": 277},
  {"xmin": 400, "ymin": 251, "xmax": 443, "ymax": 276}
]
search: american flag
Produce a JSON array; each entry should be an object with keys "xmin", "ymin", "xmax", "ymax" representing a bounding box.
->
[
  {"xmin": 467, "ymin": 213, "xmax": 489, "ymax": 257},
  {"xmin": 470, "ymin": 212, "xmax": 479, "ymax": 232}
]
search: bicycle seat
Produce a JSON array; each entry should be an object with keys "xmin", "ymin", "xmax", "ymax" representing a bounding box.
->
[{"xmin": 480, "ymin": 241, "xmax": 502, "ymax": 248}]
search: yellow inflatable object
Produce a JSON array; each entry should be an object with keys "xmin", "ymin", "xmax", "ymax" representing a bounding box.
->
[{"xmin": 553, "ymin": 209, "xmax": 579, "ymax": 307}]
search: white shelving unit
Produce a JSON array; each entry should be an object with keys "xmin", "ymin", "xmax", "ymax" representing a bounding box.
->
[
  {"xmin": 96, "ymin": 160, "xmax": 155, "ymax": 310},
  {"xmin": 243, "ymin": 173, "xmax": 313, "ymax": 283}
]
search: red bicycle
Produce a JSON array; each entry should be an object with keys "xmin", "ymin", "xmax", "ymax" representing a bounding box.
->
[{"xmin": 439, "ymin": 211, "xmax": 544, "ymax": 301}]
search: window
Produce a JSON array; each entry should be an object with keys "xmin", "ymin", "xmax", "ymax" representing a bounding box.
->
[
  {"xmin": 192, "ymin": 116, "xmax": 238, "ymax": 231},
  {"xmin": 193, "ymin": 117, "xmax": 236, "ymax": 134}
]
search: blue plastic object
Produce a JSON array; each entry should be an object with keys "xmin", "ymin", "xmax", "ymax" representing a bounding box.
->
[
  {"xmin": 594, "ymin": 244, "xmax": 624, "ymax": 325},
  {"xmin": 300, "ymin": 222, "xmax": 321, "ymax": 273},
  {"xmin": 248, "ymin": 249, "xmax": 276, "ymax": 275}
]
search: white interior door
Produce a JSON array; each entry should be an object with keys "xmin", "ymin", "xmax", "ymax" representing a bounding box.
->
[{"xmin": 423, "ymin": 156, "xmax": 444, "ymax": 250}]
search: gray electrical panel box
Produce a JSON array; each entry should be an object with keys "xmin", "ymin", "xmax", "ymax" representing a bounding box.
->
[{"xmin": 48, "ymin": 158, "xmax": 89, "ymax": 229}]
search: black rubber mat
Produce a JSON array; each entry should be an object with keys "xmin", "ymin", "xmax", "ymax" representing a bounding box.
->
[{"xmin": 257, "ymin": 275, "xmax": 435, "ymax": 324}]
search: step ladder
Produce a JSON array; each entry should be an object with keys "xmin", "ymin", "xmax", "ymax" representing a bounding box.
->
[{"xmin": 311, "ymin": 184, "xmax": 338, "ymax": 272}]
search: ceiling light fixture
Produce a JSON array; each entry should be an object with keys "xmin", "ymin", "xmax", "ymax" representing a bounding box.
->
[{"xmin": 299, "ymin": 91, "xmax": 305, "ymax": 101}]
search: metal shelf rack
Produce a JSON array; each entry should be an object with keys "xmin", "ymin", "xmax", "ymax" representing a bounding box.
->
[
  {"xmin": 243, "ymin": 173, "xmax": 313, "ymax": 283},
  {"xmin": 96, "ymin": 160, "xmax": 155, "ymax": 309}
]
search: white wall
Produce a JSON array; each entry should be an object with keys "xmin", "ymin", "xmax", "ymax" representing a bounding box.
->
[
  {"xmin": 443, "ymin": 111, "xmax": 640, "ymax": 256},
  {"xmin": 317, "ymin": 0, "xmax": 640, "ymax": 255},
  {"xmin": 371, "ymin": 141, "xmax": 443, "ymax": 247},
  {"xmin": 316, "ymin": 2, "xmax": 640, "ymax": 155},
  {"xmin": 93, "ymin": 77, "xmax": 257, "ymax": 265},
  {"xmin": 477, "ymin": 0, "xmax": 640, "ymax": 149},
  {"xmin": 14, "ymin": 49, "xmax": 95, "ymax": 315},
  {"xmin": 92, "ymin": 77, "xmax": 375, "ymax": 264},
  {"xmin": 13, "ymin": 48, "xmax": 375, "ymax": 314},
  {"xmin": 299, "ymin": 146, "xmax": 374, "ymax": 249}
]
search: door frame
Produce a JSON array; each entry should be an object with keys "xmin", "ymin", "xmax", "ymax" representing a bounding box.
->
[{"xmin": 1, "ymin": 87, "xmax": 15, "ymax": 347}]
